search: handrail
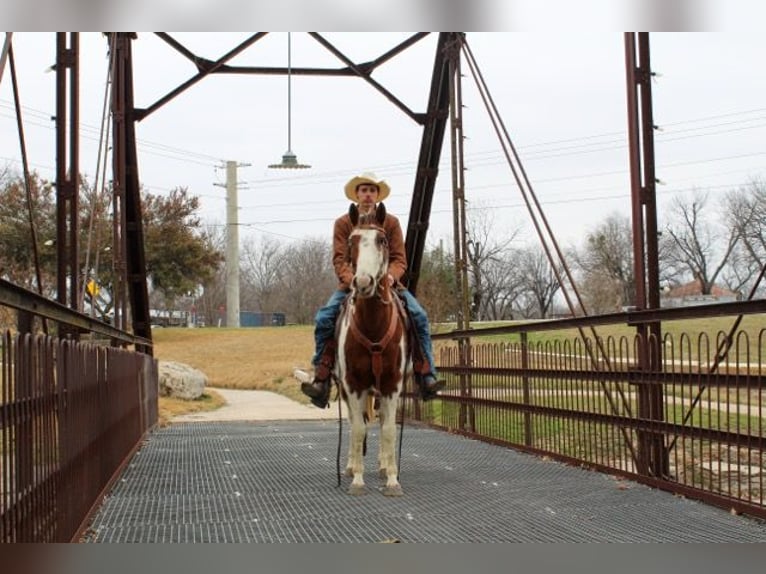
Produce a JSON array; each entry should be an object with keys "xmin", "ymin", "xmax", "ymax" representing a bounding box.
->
[
  {"xmin": 0, "ymin": 277, "xmax": 152, "ymax": 348},
  {"xmin": 433, "ymin": 299, "xmax": 766, "ymax": 340}
]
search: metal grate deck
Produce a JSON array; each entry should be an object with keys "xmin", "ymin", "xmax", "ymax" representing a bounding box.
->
[{"xmin": 82, "ymin": 421, "xmax": 766, "ymax": 543}]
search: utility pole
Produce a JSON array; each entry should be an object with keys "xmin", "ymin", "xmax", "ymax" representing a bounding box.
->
[{"xmin": 215, "ymin": 160, "xmax": 249, "ymax": 328}]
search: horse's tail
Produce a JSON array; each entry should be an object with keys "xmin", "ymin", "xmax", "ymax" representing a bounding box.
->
[{"xmin": 364, "ymin": 393, "xmax": 376, "ymax": 423}]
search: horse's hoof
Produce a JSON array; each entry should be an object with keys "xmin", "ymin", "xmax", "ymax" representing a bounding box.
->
[
  {"xmin": 348, "ymin": 484, "xmax": 367, "ymax": 496},
  {"xmin": 382, "ymin": 484, "xmax": 404, "ymax": 497}
]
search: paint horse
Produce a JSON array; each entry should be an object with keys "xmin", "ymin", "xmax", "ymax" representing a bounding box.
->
[{"xmin": 335, "ymin": 202, "xmax": 409, "ymax": 496}]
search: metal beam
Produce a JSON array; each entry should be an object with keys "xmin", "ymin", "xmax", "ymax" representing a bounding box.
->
[
  {"xmin": 122, "ymin": 38, "xmax": 152, "ymax": 352},
  {"xmin": 136, "ymin": 33, "xmax": 268, "ymax": 121},
  {"xmin": 404, "ymin": 33, "xmax": 461, "ymax": 294},
  {"xmin": 55, "ymin": 33, "xmax": 80, "ymax": 329},
  {"xmin": 308, "ymin": 32, "xmax": 425, "ymax": 124},
  {"xmin": 0, "ymin": 278, "xmax": 150, "ymax": 346},
  {"xmin": 111, "ymin": 33, "xmax": 152, "ymax": 354},
  {"xmin": 625, "ymin": 32, "xmax": 666, "ymax": 478}
]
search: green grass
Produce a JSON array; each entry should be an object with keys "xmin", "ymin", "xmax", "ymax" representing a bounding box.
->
[
  {"xmin": 438, "ymin": 315, "xmax": 766, "ymax": 363},
  {"xmin": 420, "ymin": 380, "xmax": 764, "ymax": 464}
]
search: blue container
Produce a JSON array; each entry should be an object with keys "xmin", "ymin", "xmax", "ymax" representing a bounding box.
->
[{"xmin": 240, "ymin": 312, "xmax": 286, "ymax": 327}]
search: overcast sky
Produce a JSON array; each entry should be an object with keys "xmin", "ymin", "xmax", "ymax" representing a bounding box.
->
[{"xmin": 2, "ymin": 30, "xmax": 766, "ymax": 253}]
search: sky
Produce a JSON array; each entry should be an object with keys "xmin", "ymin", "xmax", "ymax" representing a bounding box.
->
[{"xmin": 3, "ymin": 28, "xmax": 766, "ymax": 255}]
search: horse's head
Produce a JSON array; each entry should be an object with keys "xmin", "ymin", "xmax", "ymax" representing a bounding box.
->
[{"xmin": 348, "ymin": 203, "xmax": 389, "ymax": 299}]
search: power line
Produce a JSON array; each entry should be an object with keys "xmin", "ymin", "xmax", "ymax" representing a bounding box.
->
[
  {"xmin": 206, "ymin": 175, "xmax": 766, "ymax": 229},
  {"xmin": 3, "ymin": 98, "xmax": 766, "ymax": 219},
  {"xmin": 7, "ymin": 98, "xmax": 765, "ymax": 182}
]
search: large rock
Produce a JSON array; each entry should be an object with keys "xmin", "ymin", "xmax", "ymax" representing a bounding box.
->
[{"xmin": 158, "ymin": 361, "xmax": 207, "ymax": 400}]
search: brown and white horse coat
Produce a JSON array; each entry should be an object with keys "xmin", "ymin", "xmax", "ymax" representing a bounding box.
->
[{"xmin": 335, "ymin": 203, "xmax": 409, "ymax": 496}]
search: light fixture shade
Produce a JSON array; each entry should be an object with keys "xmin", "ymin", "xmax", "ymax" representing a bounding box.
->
[
  {"xmin": 268, "ymin": 33, "xmax": 311, "ymax": 171},
  {"xmin": 268, "ymin": 149, "xmax": 311, "ymax": 169}
]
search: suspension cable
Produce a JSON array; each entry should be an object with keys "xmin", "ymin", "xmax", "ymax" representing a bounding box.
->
[
  {"xmin": 0, "ymin": 33, "xmax": 12, "ymax": 85},
  {"xmin": 461, "ymin": 38, "xmax": 640, "ymax": 467},
  {"xmin": 9, "ymin": 40, "xmax": 49, "ymax": 336},
  {"xmin": 80, "ymin": 34, "xmax": 116, "ymax": 314}
]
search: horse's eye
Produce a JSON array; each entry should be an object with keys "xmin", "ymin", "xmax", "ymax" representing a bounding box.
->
[{"xmin": 377, "ymin": 236, "xmax": 388, "ymax": 247}]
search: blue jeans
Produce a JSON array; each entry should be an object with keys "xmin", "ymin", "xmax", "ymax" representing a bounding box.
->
[{"xmin": 312, "ymin": 289, "xmax": 438, "ymax": 377}]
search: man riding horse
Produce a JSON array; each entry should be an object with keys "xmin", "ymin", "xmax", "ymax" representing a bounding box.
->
[{"xmin": 301, "ymin": 172, "xmax": 445, "ymax": 408}]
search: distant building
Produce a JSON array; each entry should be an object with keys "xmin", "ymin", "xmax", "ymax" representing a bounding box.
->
[
  {"xmin": 149, "ymin": 309, "xmax": 189, "ymax": 327},
  {"xmin": 661, "ymin": 278, "xmax": 740, "ymax": 308}
]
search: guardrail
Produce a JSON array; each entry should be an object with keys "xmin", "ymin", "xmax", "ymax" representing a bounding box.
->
[
  {"xmin": 405, "ymin": 302, "xmax": 765, "ymax": 519},
  {"xmin": 0, "ymin": 279, "xmax": 157, "ymax": 542}
]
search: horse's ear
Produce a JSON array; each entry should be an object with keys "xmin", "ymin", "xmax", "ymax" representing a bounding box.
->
[
  {"xmin": 349, "ymin": 203, "xmax": 359, "ymax": 225},
  {"xmin": 376, "ymin": 202, "xmax": 387, "ymax": 225}
]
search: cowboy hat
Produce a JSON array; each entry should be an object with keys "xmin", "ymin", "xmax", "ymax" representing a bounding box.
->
[{"xmin": 344, "ymin": 172, "xmax": 391, "ymax": 202}]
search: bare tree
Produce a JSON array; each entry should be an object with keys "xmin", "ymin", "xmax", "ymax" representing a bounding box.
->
[
  {"xmin": 516, "ymin": 245, "xmax": 562, "ymax": 319},
  {"xmin": 465, "ymin": 208, "xmax": 521, "ymax": 321},
  {"xmin": 663, "ymin": 190, "xmax": 740, "ymax": 294},
  {"xmin": 197, "ymin": 223, "xmax": 227, "ymax": 326},
  {"xmin": 572, "ymin": 213, "xmax": 635, "ymax": 313},
  {"xmin": 240, "ymin": 235, "xmax": 284, "ymax": 312},
  {"xmin": 273, "ymin": 237, "xmax": 336, "ymax": 324},
  {"xmin": 481, "ymin": 254, "xmax": 523, "ymax": 320},
  {"xmin": 725, "ymin": 178, "xmax": 766, "ymax": 294}
]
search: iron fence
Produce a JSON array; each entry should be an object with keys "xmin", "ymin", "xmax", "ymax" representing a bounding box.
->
[
  {"xmin": 405, "ymin": 306, "xmax": 766, "ymax": 519},
  {"xmin": 0, "ymin": 332, "xmax": 157, "ymax": 542}
]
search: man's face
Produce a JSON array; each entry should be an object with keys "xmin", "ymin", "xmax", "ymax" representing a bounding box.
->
[{"xmin": 355, "ymin": 183, "xmax": 379, "ymax": 212}]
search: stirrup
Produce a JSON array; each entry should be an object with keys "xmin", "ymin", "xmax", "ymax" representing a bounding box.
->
[
  {"xmin": 301, "ymin": 380, "xmax": 331, "ymax": 408},
  {"xmin": 418, "ymin": 375, "xmax": 444, "ymax": 401},
  {"xmin": 309, "ymin": 394, "xmax": 330, "ymax": 409}
]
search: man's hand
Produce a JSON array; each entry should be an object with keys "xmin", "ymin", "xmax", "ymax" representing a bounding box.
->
[{"xmin": 387, "ymin": 273, "xmax": 395, "ymax": 287}]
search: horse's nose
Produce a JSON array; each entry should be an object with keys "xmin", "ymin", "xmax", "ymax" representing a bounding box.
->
[{"xmin": 354, "ymin": 274, "xmax": 375, "ymax": 297}]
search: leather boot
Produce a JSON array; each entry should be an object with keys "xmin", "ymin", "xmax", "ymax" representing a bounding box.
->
[
  {"xmin": 416, "ymin": 374, "xmax": 445, "ymax": 402},
  {"xmin": 301, "ymin": 367, "xmax": 331, "ymax": 408},
  {"xmin": 301, "ymin": 342, "xmax": 335, "ymax": 408}
]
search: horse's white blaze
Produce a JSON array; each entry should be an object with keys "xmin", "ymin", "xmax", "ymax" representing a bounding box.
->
[{"xmin": 352, "ymin": 229, "xmax": 386, "ymax": 295}]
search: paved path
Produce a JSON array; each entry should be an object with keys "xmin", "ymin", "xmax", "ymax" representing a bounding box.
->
[{"xmin": 172, "ymin": 388, "xmax": 341, "ymax": 423}]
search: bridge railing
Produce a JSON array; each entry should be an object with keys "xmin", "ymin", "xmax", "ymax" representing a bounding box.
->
[
  {"xmin": 0, "ymin": 279, "xmax": 157, "ymax": 542},
  {"xmin": 404, "ymin": 300, "xmax": 766, "ymax": 519}
]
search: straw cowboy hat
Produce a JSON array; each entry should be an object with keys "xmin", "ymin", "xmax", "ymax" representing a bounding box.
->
[{"xmin": 344, "ymin": 172, "xmax": 391, "ymax": 202}]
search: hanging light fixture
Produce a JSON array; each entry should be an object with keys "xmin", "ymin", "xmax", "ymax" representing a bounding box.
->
[{"xmin": 269, "ymin": 33, "xmax": 311, "ymax": 169}]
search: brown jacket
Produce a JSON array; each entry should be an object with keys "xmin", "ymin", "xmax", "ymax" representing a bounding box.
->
[{"xmin": 333, "ymin": 210, "xmax": 407, "ymax": 290}]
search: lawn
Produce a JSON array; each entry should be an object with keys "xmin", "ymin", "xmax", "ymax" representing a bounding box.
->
[
  {"xmin": 443, "ymin": 314, "xmax": 766, "ymax": 363},
  {"xmin": 150, "ymin": 314, "xmax": 765, "ymax": 424},
  {"xmin": 152, "ymin": 325, "xmax": 316, "ymax": 404}
]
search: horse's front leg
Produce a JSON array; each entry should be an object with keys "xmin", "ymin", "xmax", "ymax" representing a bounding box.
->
[
  {"xmin": 378, "ymin": 394, "xmax": 403, "ymax": 497},
  {"xmin": 346, "ymin": 391, "xmax": 368, "ymax": 495}
]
